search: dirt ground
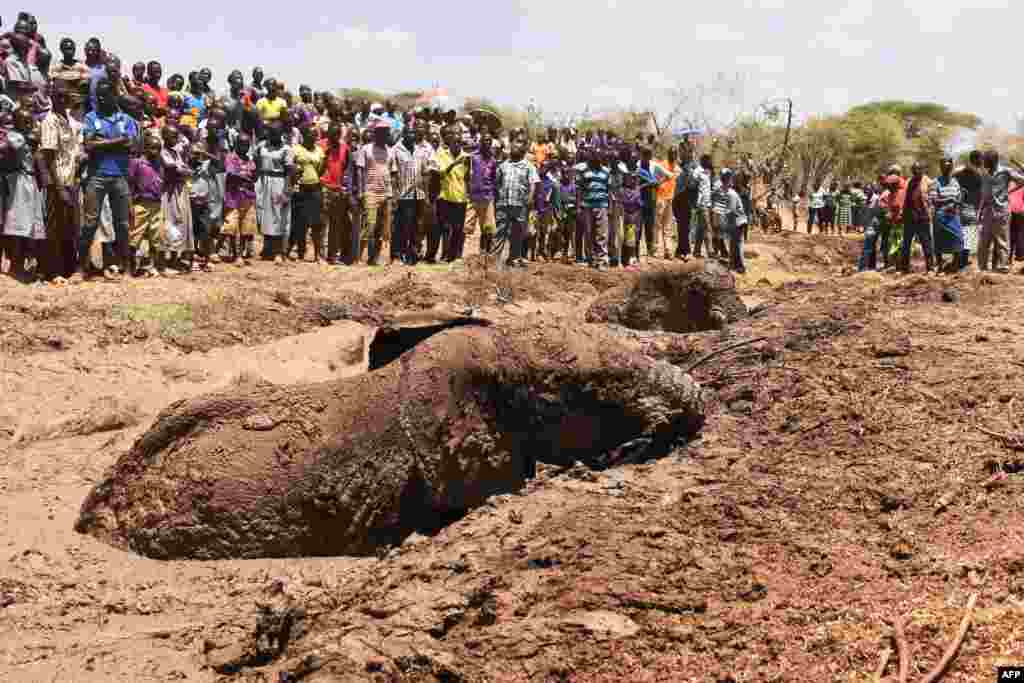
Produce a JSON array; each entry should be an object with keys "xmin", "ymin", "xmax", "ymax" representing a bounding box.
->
[{"xmin": 3, "ymin": 225, "xmax": 1024, "ymax": 682}]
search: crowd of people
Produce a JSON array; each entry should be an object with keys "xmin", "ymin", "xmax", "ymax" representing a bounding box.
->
[
  {"xmin": 0, "ymin": 14, "xmax": 760, "ymax": 285},
  {"xmin": 801, "ymin": 151, "xmax": 1024, "ymax": 275}
]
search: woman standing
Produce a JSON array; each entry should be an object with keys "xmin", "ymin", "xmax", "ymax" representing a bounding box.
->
[
  {"xmin": 836, "ymin": 183, "xmax": 853, "ymax": 233},
  {"xmin": 159, "ymin": 125, "xmax": 194, "ymax": 273},
  {"xmin": 289, "ymin": 126, "xmax": 325, "ymax": 261},
  {"xmin": 1, "ymin": 109, "xmax": 46, "ymax": 280},
  {"xmin": 930, "ymin": 156, "xmax": 964, "ymax": 272},
  {"xmin": 254, "ymin": 123, "xmax": 294, "ymax": 264}
]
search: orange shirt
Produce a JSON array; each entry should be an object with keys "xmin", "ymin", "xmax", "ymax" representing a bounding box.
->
[
  {"xmin": 531, "ymin": 142, "xmax": 550, "ymax": 167},
  {"xmin": 656, "ymin": 160, "xmax": 678, "ymax": 201}
]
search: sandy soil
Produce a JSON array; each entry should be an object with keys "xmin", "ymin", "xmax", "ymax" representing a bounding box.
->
[{"xmin": 3, "ymin": 227, "xmax": 1022, "ymax": 682}]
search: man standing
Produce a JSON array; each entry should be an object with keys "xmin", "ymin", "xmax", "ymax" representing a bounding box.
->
[
  {"xmin": 673, "ymin": 139, "xmax": 697, "ymax": 260},
  {"xmin": 495, "ymin": 138, "xmax": 539, "ymax": 269},
  {"xmin": 637, "ymin": 146, "xmax": 671, "ymax": 259},
  {"xmin": 467, "ymin": 130, "xmax": 498, "ymax": 255},
  {"xmin": 979, "ymin": 150, "xmax": 1024, "ymax": 273},
  {"xmin": 428, "ymin": 126, "xmax": 470, "ymax": 263},
  {"xmin": 808, "ymin": 184, "xmax": 825, "ymax": 233},
  {"xmin": 690, "ymin": 154, "xmax": 714, "ymax": 258},
  {"xmin": 654, "ymin": 146, "xmax": 679, "ymax": 259},
  {"xmin": 899, "ymin": 162, "xmax": 934, "ymax": 274},
  {"xmin": 249, "ymin": 67, "xmax": 267, "ymax": 102},
  {"xmin": 391, "ymin": 124, "xmax": 434, "ymax": 264},
  {"xmin": 353, "ymin": 119, "xmax": 396, "ymax": 265},
  {"xmin": 954, "ymin": 151, "xmax": 983, "ymax": 269},
  {"xmin": 78, "ymin": 78, "xmax": 139, "ymax": 281},
  {"xmin": 141, "ymin": 61, "xmax": 168, "ymax": 107},
  {"xmin": 40, "ymin": 80, "xmax": 83, "ymax": 282},
  {"xmin": 319, "ymin": 122, "xmax": 352, "ymax": 265},
  {"xmin": 49, "ymin": 38, "xmax": 91, "ymax": 105},
  {"xmin": 577, "ymin": 147, "xmax": 612, "ymax": 271}
]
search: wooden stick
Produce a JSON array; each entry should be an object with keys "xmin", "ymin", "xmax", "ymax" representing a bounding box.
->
[
  {"xmin": 874, "ymin": 646, "xmax": 892, "ymax": 682},
  {"xmin": 684, "ymin": 336, "xmax": 769, "ymax": 373},
  {"xmin": 893, "ymin": 616, "xmax": 910, "ymax": 683},
  {"xmin": 919, "ymin": 593, "xmax": 978, "ymax": 683}
]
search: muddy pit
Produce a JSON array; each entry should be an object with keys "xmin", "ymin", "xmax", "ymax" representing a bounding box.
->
[{"xmin": 76, "ymin": 315, "xmax": 709, "ymax": 561}]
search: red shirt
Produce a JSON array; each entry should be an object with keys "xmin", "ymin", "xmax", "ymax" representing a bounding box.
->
[
  {"xmin": 141, "ymin": 83, "xmax": 169, "ymax": 108},
  {"xmin": 319, "ymin": 140, "xmax": 350, "ymax": 191}
]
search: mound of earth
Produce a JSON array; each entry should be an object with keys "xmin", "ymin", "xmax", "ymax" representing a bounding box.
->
[
  {"xmin": 375, "ymin": 273, "xmax": 444, "ymax": 311},
  {"xmin": 75, "ymin": 316, "xmax": 706, "ymax": 560},
  {"xmin": 585, "ymin": 260, "xmax": 747, "ymax": 332}
]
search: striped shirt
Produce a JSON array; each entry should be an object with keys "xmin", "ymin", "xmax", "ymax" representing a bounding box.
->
[
  {"xmin": 693, "ymin": 166, "xmax": 712, "ymax": 209},
  {"xmin": 391, "ymin": 141, "xmax": 433, "ymax": 201},
  {"xmin": 711, "ymin": 178, "xmax": 728, "ymax": 216},
  {"xmin": 809, "ymin": 189, "xmax": 826, "ymax": 209},
  {"xmin": 578, "ymin": 165, "xmax": 611, "ymax": 209},
  {"xmin": 928, "ymin": 175, "xmax": 962, "ymax": 214}
]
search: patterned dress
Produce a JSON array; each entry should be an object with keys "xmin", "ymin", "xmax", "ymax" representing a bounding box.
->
[
  {"xmin": 2, "ymin": 130, "xmax": 46, "ymax": 240},
  {"xmin": 254, "ymin": 142, "xmax": 294, "ymax": 238},
  {"xmin": 836, "ymin": 191, "xmax": 853, "ymax": 229}
]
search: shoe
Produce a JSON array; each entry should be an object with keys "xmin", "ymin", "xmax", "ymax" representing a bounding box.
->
[
  {"xmin": 595, "ymin": 263, "xmax": 607, "ymax": 272},
  {"xmin": 274, "ymin": 255, "xmax": 285, "ymax": 266},
  {"xmin": 103, "ymin": 266, "xmax": 121, "ymax": 281}
]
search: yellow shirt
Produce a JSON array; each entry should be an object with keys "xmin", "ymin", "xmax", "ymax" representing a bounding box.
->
[
  {"xmin": 432, "ymin": 146, "xmax": 469, "ymax": 204},
  {"xmin": 293, "ymin": 144, "xmax": 325, "ymax": 186},
  {"xmin": 256, "ymin": 97, "xmax": 288, "ymax": 123}
]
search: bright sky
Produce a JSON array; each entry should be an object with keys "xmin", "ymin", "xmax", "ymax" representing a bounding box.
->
[{"xmin": 28, "ymin": 0, "xmax": 1021, "ymax": 130}]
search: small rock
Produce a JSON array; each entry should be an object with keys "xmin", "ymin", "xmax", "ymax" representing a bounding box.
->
[
  {"xmin": 46, "ymin": 335, "xmax": 70, "ymax": 349},
  {"xmin": 273, "ymin": 291, "xmax": 293, "ymax": 307},
  {"xmin": 729, "ymin": 400, "xmax": 754, "ymax": 415},
  {"xmin": 244, "ymin": 415, "xmax": 276, "ymax": 431},
  {"xmin": 0, "ymin": 593, "xmax": 14, "ymax": 608},
  {"xmin": 508, "ymin": 510, "xmax": 523, "ymax": 524},
  {"xmin": 269, "ymin": 577, "xmax": 288, "ymax": 595},
  {"xmin": 941, "ymin": 289, "xmax": 960, "ymax": 303},
  {"xmin": 976, "ymin": 333, "xmax": 990, "ymax": 342}
]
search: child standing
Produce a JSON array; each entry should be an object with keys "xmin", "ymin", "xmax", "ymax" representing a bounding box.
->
[
  {"xmin": 126, "ymin": 131, "xmax": 166, "ymax": 276},
  {"xmin": 621, "ymin": 172, "xmax": 643, "ymax": 269},
  {"xmin": 223, "ymin": 134, "xmax": 257, "ymax": 265},
  {"xmin": 160, "ymin": 124, "xmax": 193, "ymax": 274},
  {"xmin": 557, "ymin": 168, "xmax": 576, "ymax": 263},
  {"xmin": 721, "ymin": 169, "xmax": 748, "ymax": 274},
  {"xmin": 189, "ymin": 141, "xmax": 215, "ymax": 271},
  {"xmin": 530, "ymin": 162, "xmax": 555, "ymax": 261}
]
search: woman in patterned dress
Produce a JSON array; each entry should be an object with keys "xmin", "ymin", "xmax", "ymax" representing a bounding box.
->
[
  {"xmin": 254, "ymin": 122, "xmax": 294, "ymax": 264},
  {"xmin": 836, "ymin": 183, "xmax": 853, "ymax": 233},
  {"xmin": 1, "ymin": 109, "xmax": 46, "ymax": 280}
]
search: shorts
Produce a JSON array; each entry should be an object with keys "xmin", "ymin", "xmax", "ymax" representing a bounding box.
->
[
  {"xmin": 469, "ymin": 199, "xmax": 496, "ymax": 236},
  {"xmin": 624, "ymin": 223, "xmax": 637, "ymax": 245},
  {"xmin": 224, "ymin": 205, "xmax": 257, "ymax": 237},
  {"xmin": 130, "ymin": 200, "xmax": 165, "ymax": 251}
]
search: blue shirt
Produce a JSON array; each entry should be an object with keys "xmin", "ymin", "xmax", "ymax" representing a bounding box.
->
[{"xmin": 83, "ymin": 109, "xmax": 140, "ymax": 177}]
